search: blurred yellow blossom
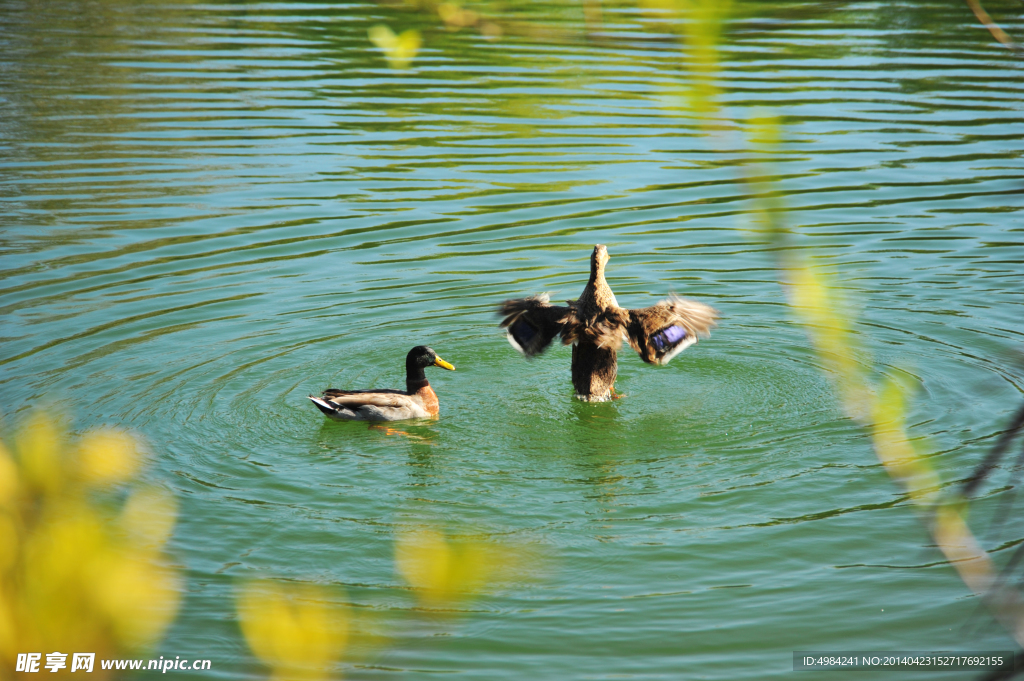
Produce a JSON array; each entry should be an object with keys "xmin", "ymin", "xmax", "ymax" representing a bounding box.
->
[
  {"xmin": 746, "ymin": 110, "xmax": 782, "ymax": 152},
  {"xmin": 15, "ymin": 411, "xmax": 64, "ymax": 495},
  {"xmin": 121, "ymin": 487, "xmax": 178, "ymax": 552},
  {"xmin": 743, "ymin": 112, "xmax": 787, "ymax": 237},
  {"xmin": 0, "ymin": 443, "xmax": 18, "ymax": 506},
  {"xmin": 395, "ymin": 527, "xmax": 508, "ymax": 607},
  {"xmin": 237, "ymin": 580, "xmax": 349, "ymax": 681},
  {"xmin": 786, "ymin": 264, "xmax": 871, "ymax": 420},
  {"xmin": 677, "ymin": 0, "xmax": 733, "ymax": 119},
  {"xmin": 641, "ymin": 0, "xmax": 733, "ymax": 122},
  {"xmin": 870, "ymin": 377, "xmax": 941, "ymax": 505},
  {"xmin": 933, "ymin": 504, "xmax": 995, "ymax": 595},
  {"xmin": 0, "ymin": 411, "xmax": 180, "ymax": 671},
  {"xmin": 368, "ymin": 25, "xmax": 422, "ymax": 70},
  {"xmin": 437, "ymin": 2, "xmax": 478, "ymax": 29},
  {"xmin": 79, "ymin": 428, "xmax": 142, "ymax": 486}
]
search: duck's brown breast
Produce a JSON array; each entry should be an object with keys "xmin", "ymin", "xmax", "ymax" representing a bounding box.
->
[
  {"xmin": 591, "ymin": 278, "xmax": 618, "ymax": 311},
  {"xmin": 578, "ymin": 271, "xmax": 618, "ymax": 314},
  {"xmin": 415, "ymin": 384, "xmax": 440, "ymax": 416}
]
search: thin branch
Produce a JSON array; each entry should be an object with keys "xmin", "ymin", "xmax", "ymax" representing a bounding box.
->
[
  {"xmin": 965, "ymin": 0, "xmax": 1023, "ymax": 53},
  {"xmin": 962, "ymin": 400, "xmax": 1024, "ymax": 497},
  {"xmin": 991, "ymin": 434, "xmax": 1024, "ymax": 531}
]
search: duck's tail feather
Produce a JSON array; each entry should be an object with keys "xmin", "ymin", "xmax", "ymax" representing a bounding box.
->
[{"xmin": 309, "ymin": 395, "xmax": 339, "ymax": 416}]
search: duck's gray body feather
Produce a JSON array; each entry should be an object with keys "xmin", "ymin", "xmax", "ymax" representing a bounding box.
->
[{"xmin": 309, "ymin": 389, "xmax": 434, "ymax": 421}]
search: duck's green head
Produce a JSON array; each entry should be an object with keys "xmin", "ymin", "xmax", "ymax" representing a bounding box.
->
[{"xmin": 408, "ymin": 345, "xmax": 455, "ymax": 372}]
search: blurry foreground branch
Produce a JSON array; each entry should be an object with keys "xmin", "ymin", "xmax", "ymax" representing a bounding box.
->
[
  {"xmin": 743, "ymin": 116, "xmax": 1024, "ymax": 662},
  {"xmin": 965, "ymin": 0, "xmax": 1022, "ymax": 54}
]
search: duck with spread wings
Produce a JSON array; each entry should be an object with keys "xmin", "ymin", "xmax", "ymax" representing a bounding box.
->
[
  {"xmin": 498, "ymin": 245, "xmax": 718, "ymax": 402},
  {"xmin": 309, "ymin": 346, "xmax": 455, "ymax": 421}
]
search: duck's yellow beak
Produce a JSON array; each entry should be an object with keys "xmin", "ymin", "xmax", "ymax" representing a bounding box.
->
[{"xmin": 433, "ymin": 356, "xmax": 455, "ymax": 371}]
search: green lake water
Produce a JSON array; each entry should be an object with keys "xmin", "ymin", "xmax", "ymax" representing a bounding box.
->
[{"xmin": 2, "ymin": 0, "xmax": 1024, "ymax": 678}]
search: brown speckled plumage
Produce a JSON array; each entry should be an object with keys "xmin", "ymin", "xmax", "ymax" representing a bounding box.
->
[{"xmin": 498, "ymin": 245, "xmax": 719, "ymax": 402}]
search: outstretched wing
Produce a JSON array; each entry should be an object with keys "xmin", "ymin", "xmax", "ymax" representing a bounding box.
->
[
  {"xmin": 498, "ymin": 293, "xmax": 572, "ymax": 357},
  {"xmin": 626, "ymin": 295, "xmax": 719, "ymax": 365}
]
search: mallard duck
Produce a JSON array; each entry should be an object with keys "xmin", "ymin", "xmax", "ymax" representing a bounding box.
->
[
  {"xmin": 498, "ymin": 245, "xmax": 718, "ymax": 402},
  {"xmin": 308, "ymin": 346, "xmax": 455, "ymax": 421}
]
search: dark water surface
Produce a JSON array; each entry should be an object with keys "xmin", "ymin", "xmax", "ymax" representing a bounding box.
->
[{"xmin": 2, "ymin": 0, "xmax": 1024, "ymax": 678}]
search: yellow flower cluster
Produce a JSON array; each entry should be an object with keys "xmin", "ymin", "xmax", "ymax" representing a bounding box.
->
[
  {"xmin": 0, "ymin": 412, "xmax": 180, "ymax": 669},
  {"xmin": 368, "ymin": 25, "xmax": 422, "ymax": 70},
  {"xmin": 237, "ymin": 581, "xmax": 349, "ymax": 681},
  {"xmin": 235, "ymin": 527, "xmax": 521, "ymax": 679},
  {"xmin": 395, "ymin": 528, "xmax": 500, "ymax": 607}
]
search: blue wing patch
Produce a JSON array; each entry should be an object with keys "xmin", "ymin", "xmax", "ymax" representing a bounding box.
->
[{"xmin": 651, "ymin": 325, "xmax": 687, "ymax": 353}]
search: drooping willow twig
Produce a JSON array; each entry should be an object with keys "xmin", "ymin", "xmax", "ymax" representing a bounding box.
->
[
  {"xmin": 742, "ymin": 115, "xmax": 1024, "ymax": 665},
  {"xmin": 962, "ymin": 401, "xmax": 1024, "ymax": 497},
  {"xmin": 965, "ymin": 0, "xmax": 1022, "ymax": 54}
]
